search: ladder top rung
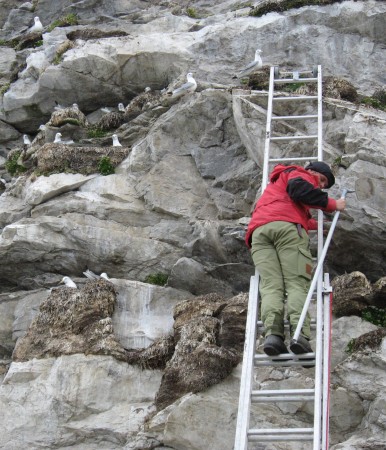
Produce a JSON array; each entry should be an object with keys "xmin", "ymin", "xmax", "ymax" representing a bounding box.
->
[
  {"xmin": 268, "ymin": 156, "xmax": 318, "ymax": 163},
  {"xmin": 274, "ymin": 77, "xmax": 318, "ymax": 84},
  {"xmin": 273, "ymin": 95, "xmax": 318, "ymax": 101},
  {"xmin": 278, "ymin": 69, "xmax": 317, "ymax": 75}
]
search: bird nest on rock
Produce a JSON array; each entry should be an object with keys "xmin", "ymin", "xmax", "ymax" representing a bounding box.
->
[
  {"xmin": 35, "ymin": 143, "xmax": 128, "ymax": 175},
  {"xmin": 349, "ymin": 328, "xmax": 386, "ymax": 353},
  {"xmin": 125, "ymin": 335, "xmax": 176, "ymax": 370},
  {"xmin": 294, "ymin": 76, "xmax": 358, "ymax": 102},
  {"xmin": 12, "ymin": 279, "xmax": 128, "ymax": 362},
  {"xmin": 247, "ymin": 66, "xmax": 271, "ymax": 90},
  {"xmin": 67, "ymin": 28, "xmax": 129, "ymax": 41},
  {"xmin": 154, "ymin": 292, "xmax": 248, "ymax": 410},
  {"xmin": 250, "ymin": 0, "xmax": 338, "ymax": 17},
  {"xmin": 48, "ymin": 103, "xmax": 88, "ymax": 128},
  {"xmin": 248, "ymin": 70, "xmax": 358, "ymax": 103}
]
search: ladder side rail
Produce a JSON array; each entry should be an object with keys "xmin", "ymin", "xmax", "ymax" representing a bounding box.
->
[
  {"xmin": 317, "ymin": 65, "xmax": 323, "ymax": 161},
  {"xmin": 322, "ymin": 273, "xmax": 333, "ymax": 450},
  {"xmin": 234, "ymin": 270, "xmax": 260, "ymax": 450},
  {"xmin": 261, "ymin": 66, "xmax": 275, "ymax": 190},
  {"xmin": 313, "ymin": 261, "xmax": 324, "ymax": 450},
  {"xmin": 293, "ymin": 189, "xmax": 347, "ymax": 342}
]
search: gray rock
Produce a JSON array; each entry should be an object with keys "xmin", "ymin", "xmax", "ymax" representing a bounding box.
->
[
  {"xmin": 25, "ymin": 173, "xmax": 97, "ymax": 206},
  {"xmin": 0, "ymin": 355, "xmax": 162, "ymax": 449},
  {"xmin": 330, "ymin": 316, "xmax": 378, "ymax": 369},
  {"xmin": 167, "ymin": 257, "xmax": 234, "ymax": 297},
  {"xmin": 0, "ymin": 1, "xmax": 385, "ymax": 448},
  {"xmin": 112, "ymin": 279, "xmax": 193, "ymax": 349}
]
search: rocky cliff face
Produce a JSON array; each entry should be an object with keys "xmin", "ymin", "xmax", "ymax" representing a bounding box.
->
[{"xmin": 0, "ymin": 1, "xmax": 385, "ymax": 449}]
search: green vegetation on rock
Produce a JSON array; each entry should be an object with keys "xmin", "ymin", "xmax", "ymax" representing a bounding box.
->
[
  {"xmin": 144, "ymin": 273, "xmax": 169, "ymax": 286},
  {"xmin": 98, "ymin": 156, "xmax": 115, "ymax": 176},
  {"xmin": 5, "ymin": 151, "xmax": 27, "ymax": 176},
  {"xmin": 47, "ymin": 13, "xmax": 79, "ymax": 32},
  {"xmin": 361, "ymin": 306, "xmax": 386, "ymax": 327}
]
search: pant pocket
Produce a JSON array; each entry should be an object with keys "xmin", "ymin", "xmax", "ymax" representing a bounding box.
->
[{"xmin": 298, "ymin": 247, "xmax": 313, "ymax": 280}]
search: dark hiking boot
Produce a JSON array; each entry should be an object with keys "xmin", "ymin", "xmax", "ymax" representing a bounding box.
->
[
  {"xmin": 263, "ymin": 335, "xmax": 288, "ymax": 356},
  {"xmin": 290, "ymin": 335, "xmax": 314, "ymax": 368}
]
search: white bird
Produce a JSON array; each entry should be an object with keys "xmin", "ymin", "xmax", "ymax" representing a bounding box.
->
[
  {"xmin": 171, "ymin": 73, "xmax": 197, "ymax": 98},
  {"xmin": 23, "ymin": 134, "xmax": 32, "ymax": 145},
  {"xmin": 83, "ymin": 269, "xmax": 110, "ymax": 281},
  {"xmin": 118, "ymin": 103, "xmax": 125, "ymax": 112},
  {"xmin": 29, "ymin": 16, "xmax": 43, "ymax": 33},
  {"xmin": 233, "ymin": 49, "xmax": 263, "ymax": 79},
  {"xmin": 112, "ymin": 134, "xmax": 122, "ymax": 147},
  {"xmin": 54, "ymin": 132, "xmax": 74, "ymax": 145},
  {"xmin": 31, "ymin": 125, "xmax": 46, "ymax": 146},
  {"xmin": 60, "ymin": 276, "xmax": 77, "ymax": 288},
  {"xmin": 144, "ymin": 87, "xmax": 151, "ymax": 93},
  {"xmin": 101, "ymin": 106, "xmax": 113, "ymax": 114}
]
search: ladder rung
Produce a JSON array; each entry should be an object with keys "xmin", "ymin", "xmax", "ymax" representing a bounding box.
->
[
  {"xmin": 254, "ymin": 352, "xmax": 315, "ymax": 359},
  {"xmin": 268, "ymin": 156, "xmax": 318, "ymax": 163},
  {"xmin": 253, "ymin": 395, "xmax": 314, "ymax": 402},
  {"xmin": 254, "ymin": 353, "xmax": 316, "ymax": 367},
  {"xmin": 252, "ymin": 388, "xmax": 315, "ymax": 402},
  {"xmin": 270, "ymin": 135, "xmax": 318, "ymax": 142},
  {"xmin": 271, "ymin": 114, "xmax": 318, "ymax": 120},
  {"xmin": 248, "ymin": 428, "xmax": 314, "ymax": 441},
  {"xmin": 257, "ymin": 320, "xmax": 316, "ymax": 328},
  {"xmin": 274, "ymin": 77, "xmax": 318, "ymax": 84},
  {"xmin": 273, "ymin": 95, "xmax": 318, "ymax": 101},
  {"xmin": 278, "ymin": 70, "xmax": 316, "ymax": 76}
]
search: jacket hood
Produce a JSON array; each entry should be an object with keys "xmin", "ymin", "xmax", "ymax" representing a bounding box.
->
[{"xmin": 269, "ymin": 164, "xmax": 299, "ymax": 183}]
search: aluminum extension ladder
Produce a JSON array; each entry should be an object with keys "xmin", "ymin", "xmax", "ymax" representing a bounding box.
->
[{"xmin": 235, "ymin": 65, "xmax": 334, "ymax": 450}]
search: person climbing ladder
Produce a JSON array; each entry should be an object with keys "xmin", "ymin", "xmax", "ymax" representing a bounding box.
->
[{"xmin": 245, "ymin": 161, "xmax": 346, "ymax": 357}]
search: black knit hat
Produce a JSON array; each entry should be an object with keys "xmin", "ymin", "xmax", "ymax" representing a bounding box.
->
[{"xmin": 305, "ymin": 161, "xmax": 335, "ymax": 188}]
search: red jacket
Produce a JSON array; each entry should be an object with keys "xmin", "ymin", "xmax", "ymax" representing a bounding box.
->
[{"xmin": 245, "ymin": 165, "xmax": 337, "ymax": 247}]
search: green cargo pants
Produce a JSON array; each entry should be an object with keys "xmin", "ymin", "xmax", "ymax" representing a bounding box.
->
[{"xmin": 251, "ymin": 221, "xmax": 312, "ymax": 339}]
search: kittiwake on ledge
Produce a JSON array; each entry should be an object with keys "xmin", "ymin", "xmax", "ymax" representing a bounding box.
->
[
  {"xmin": 83, "ymin": 269, "xmax": 110, "ymax": 281},
  {"xmin": 60, "ymin": 276, "xmax": 77, "ymax": 288},
  {"xmin": 112, "ymin": 134, "xmax": 122, "ymax": 147},
  {"xmin": 54, "ymin": 133, "xmax": 74, "ymax": 145},
  {"xmin": 23, "ymin": 134, "xmax": 32, "ymax": 145},
  {"xmin": 171, "ymin": 73, "xmax": 197, "ymax": 98},
  {"xmin": 29, "ymin": 16, "xmax": 43, "ymax": 33},
  {"xmin": 233, "ymin": 49, "xmax": 263, "ymax": 79}
]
